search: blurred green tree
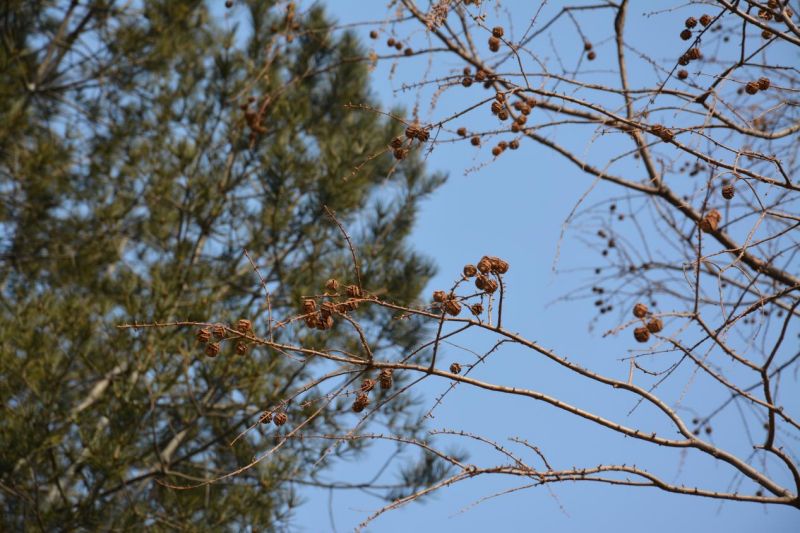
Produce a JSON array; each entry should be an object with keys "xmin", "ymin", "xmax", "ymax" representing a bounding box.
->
[{"xmin": 0, "ymin": 0, "xmax": 443, "ymax": 529}]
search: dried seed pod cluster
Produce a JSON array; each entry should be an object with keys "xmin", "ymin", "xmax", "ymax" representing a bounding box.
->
[
  {"xmin": 745, "ymin": 77, "xmax": 771, "ymax": 95},
  {"xmin": 405, "ymin": 123, "xmax": 430, "ymax": 142},
  {"xmin": 678, "ymin": 47, "xmax": 702, "ymax": 66},
  {"xmin": 631, "ymin": 303, "xmax": 663, "ymax": 342},
  {"xmin": 449, "ymin": 362, "xmax": 462, "ymax": 374}
]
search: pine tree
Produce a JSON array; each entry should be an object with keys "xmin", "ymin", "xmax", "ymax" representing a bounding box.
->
[{"xmin": 0, "ymin": 1, "xmax": 443, "ymax": 529}]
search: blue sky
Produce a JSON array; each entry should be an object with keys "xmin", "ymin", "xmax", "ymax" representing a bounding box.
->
[{"xmin": 215, "ymin": 1, "xmax": 800, "ymax": 531}]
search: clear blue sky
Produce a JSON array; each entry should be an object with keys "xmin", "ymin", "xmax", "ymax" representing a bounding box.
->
[{"xmin": 220, "ymin": 1, "xmax": 800, "ymax": 531}]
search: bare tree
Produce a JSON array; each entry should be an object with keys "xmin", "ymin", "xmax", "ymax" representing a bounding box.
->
[{"xmin": 125, "ymin": 0, "xmax": 800, "ymax": 528}]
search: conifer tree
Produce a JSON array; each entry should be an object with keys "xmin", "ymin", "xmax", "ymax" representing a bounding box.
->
[{"xmin": 0, "ymin": 1, "xmax": 443, "ymax": 529}]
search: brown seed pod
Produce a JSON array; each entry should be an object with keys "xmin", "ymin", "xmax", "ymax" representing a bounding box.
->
[
  {"xmin": 361, "ymin": 378, "xmax": 376, "ymax": 392},
  {"xmin": 489, "ymin": 256, "xmax": 509, "ymax": 274},
  {"xmin": 463, "ymin": 67, "xmax": 472, "ymax": 76},
  {"xmin": 390, "ymin": 136, "xmax": 404, "ymax": 149},
  {"xmin": 404, "ymin": 47, "xmax": 413, "ymax": 56},
  {"xmin": 463, "ymin": 264, "xmax": 478, "ymax": 277},
  {"xmin": 235, "ymin": 341, "xmax": 248, "ymax": 355},
  {"xmin": 633, "ymin": 303, "xmax": 649, "ymax": 318},
  {"xmin": 483, "ymin": 278, "xmax": 499, "ymax": 293},
  {"xmin": 259, "ymin": 411, "xmax": 273, "ymax": 425},
  {"xmin": 677, "ymin": 69, "xmax": 689, "ymax": 80},
  {"xmin": 699, "ymin": 209, "xmax": 721, "ymax": 233},
  {"xmin": 236, "ymin": 318, "xmax": 252, "ymax": 333},
  {"xmin": 273, "ymin": 412, "xmax": 288, "ymax": 426},
  {"xmin": 212, "ymin": 324, "xmax": 226, "ymax": 339},
  {"xmin": 304, "ymin": 314, "xmax": 319, "ymax": 329},
  {"xmin": 685, "ymin": 16, "xmax": 697, "ymax": 28},
  {"xmin": 680, "ymin": 29, "xmax": 692, "ymax": 40},
  {"xmin": 757, "ymin": 77, "xmax": 770, "ymax": 91},
  {"xmin": 745, "ymin": 81, "xmax": 759, "ymax": 95},
  {"xmin": 475, "ymin": 69, "xmax": 487, "ymax": 81},
  {"xmin": 678, "ymin": 55, "xmax": 690, "ymax": 66},
  {"xmin": 634, "ymin": 326, "xmax": 651, "ymax": 343},
  {"xmin": 721, "ymin": 184, "xmax": 735, "ymax": 200},
  {"xmin": 651, "ymin": 124, "xmax": 674, "ymax": 142},
  {"xmin": 511, "ymin": 122, "xmax": 521, "ymax": 133},
  {"xmin": 379, "ymin": 368, "xmax": 394, "ymax": 389},
  {"xmin": 584, "ymin": 41, "xmax": 593, "ymax": 51},
  {"xmin": 699, "ymin": 14, "xmax": 712, "ymax": 26},
  {"xmin": 225, "ymin": 0, "xmax": 233, "ymax": 9},
  {"xmin": 761, "ymin": 29, "xmax": 773, "ymax": 39},
  {"xmin": 387, "ymin": 38, "xmax": 395, "ymax": 47},
  {"xmin": 646, "ymin": 318, "xmax": 664, "ymax": 333},
  {"xmin": 449, "ymin": 362, "xmax": 462, "ymax": 374},
  {"xmin": 509, "ymin": 139, "xmax": 520, "ymax": 150},
  {"xmin": 196, "ymin": 328, "xmax": 211, "ymax": 344},
  {"xmin": 462, "ymin": 77, "xmax": 473, "ymax": 87},
  {"xmin": 490, "ymin": 100, "xmax": 503, "ymax": 114},
  {"xmin": 687, "ymin": 47, "xmax": 701, "ymax": 60},
  {"xmin": 477, "ymin": 256, "xmax": 492, "ymax": 273},
  {"xmin": 444, "ymin": 299, "xmax": 462, "ymax": 316},
  {"xmin": 405, "ymin": 123, "xmax": 422, "ymax": 139},
  {"xmin": 470, "ymin": 303, "xmax": 484, "ymax": 315},
  {"xmin": 325, "ymin": 278, "xmax": 339, "ymax": 292},
  {"xmin": 205, "ymin": 342, "xmax": 221, "ymax": 358},
  {"xmin": 587, "ymin": 51, "xmax": 596, "ymax": 61},
  {"xmin": 316, "ymin": 314, "xmax": 334, "ymax": 330},
  {"xmin": 497, "ymin": 110, "xmax": 509, "ymax": 121},
  {"xmin": 352, "ymin": 392, "xmax": 370, "ymax": 413},
  {"xmin": 491, "ymin": 146, "xmax": 502, "ymax": 157},
  {"xmin": 492, "ymin": 26, "xmax": 504, "ymax": 38},
  {"xmin": 758, "ymin": 8, "xmax": 773, "ymax": 21},
  {"xmin": 457, "ymin": 127, "xmax": 468, "ymax": 137},
  {"xmin": 432, "ymin": 290, "xmax": 447, "ymax": 303},
  {"xmin": 488, "ymin": 36, "xmax": 500, "ymax": 52},
  {"xmin": 470, "ymin": 136, "xmax": 481, "ymax": 146},
  {"xmin": 395, "ymin": 42, "xmax": 403, "ymax": 51},
  {"xmin": 302, "ymin": 298, "xmax": 317, "ymax": 314},
  {"xmin": 369, "ymin": 30, "xmax": 378, "ymax": 39}
]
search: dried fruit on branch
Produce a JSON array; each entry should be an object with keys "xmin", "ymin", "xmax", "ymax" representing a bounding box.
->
[
  {"xmin": 432, "ymin": 290, "xmax": 447, "ymax": 303},
  {"xmin": 634, "ymin": 326, "xmax": 651, "ymax": 343},
  {"xmin": 722, "ymin": 184, "xmax": 735, "ymax": 200},
  {"xmin": 379, "ymin": 368, "xmax": 394, "ymax": 389},
  {"xmin": 450, "ymin": 362, "xmax": 462, "ymax": 374},
  {"xmin": 633, "ymin": 303, "xmax": 649, "ymax": 318},
  {"xmin": 205, "ymin": 342, "xmax": 221, "ymax": 358},
  {"xmin": 273, "ymin": 412, "xmax": 288, "ymax": 426},
  {"xmin": 361, "ymin": 378, "xmax": 376, "ymax": 392},
  {"xmin": 646, "ymin": 318, "xmax": 664, "ymax": 333},
  {"xmin": 353, "ymin": 392, "xmax": 370, "ymax": 412},
  {"xmin": 196, "ymin": 328, "xmax": 211, "ymax": 343},
  {"xmin": 444, "ymin": 299, "xmax": 462, "ymax": 316},
  {"xmin": 302, "ymin": 299, "xmax": 317, "ymax": 314},
  {"xmin": 699, "ymin": 209, "xmax": 721, "ymax": 233}
]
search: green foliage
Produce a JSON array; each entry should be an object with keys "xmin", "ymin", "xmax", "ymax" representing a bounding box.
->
[{"xmin": 0, "ymin": 0, "xmax": 444, "ymax": 529}]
